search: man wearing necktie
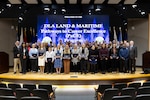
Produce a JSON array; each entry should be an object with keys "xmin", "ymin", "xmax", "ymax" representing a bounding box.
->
[{"xmin": 129, "ymin": 40, "xmax": 137, "ymax": 74}]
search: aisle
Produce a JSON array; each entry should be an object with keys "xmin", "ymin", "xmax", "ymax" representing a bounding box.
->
[{"xmin": 55, "ymin": 86, "xmax": 95, "ymax": 100}]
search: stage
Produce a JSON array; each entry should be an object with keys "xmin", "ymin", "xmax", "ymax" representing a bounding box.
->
[{"xmin": 0, "ymin": 68, "xmax": 149, "ymax": 85}]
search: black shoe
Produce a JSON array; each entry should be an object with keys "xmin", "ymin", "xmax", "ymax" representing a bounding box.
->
[{"xmin": 14, "ymin": 72, "xmax": 16, "ymax": 74}]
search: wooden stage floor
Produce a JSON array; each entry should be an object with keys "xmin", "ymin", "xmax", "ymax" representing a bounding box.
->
[{"xmin": 0, "ymin": 68, "xmax": 150, "ymax": 85}]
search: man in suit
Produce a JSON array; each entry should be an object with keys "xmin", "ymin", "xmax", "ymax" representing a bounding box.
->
[
  {"xmin": 13, "ymin": 41, "xmax": 22, "ymax": 74},
  {"xmin": 129, "ymin": 40, "xmax": 137, "ymax": 73}
]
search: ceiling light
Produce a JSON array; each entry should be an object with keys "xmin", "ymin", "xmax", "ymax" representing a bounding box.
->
[
  {"xmin": 6, "ymin": 4, "xmax": 11, "ymax": 7},
  {"xmin": 132, "ymin": 4, "xmax": 137, "ymax": 8},
  {"xmin": 123, "ymin": 7, "xmax": 126, "ymax": 10},
  {"xmin": 141, "ymin": 11, "xmax": 145, "ymax": 15},
  {"xmin": 44, "ymin": 7, "xmax": 50, "ymax": 11},
  {"xmin": 54, "ymin": 10, "xmax": 56, "ymax": 14},
  {"xmin": 95, "ymin": 8, "xmax": 101, "ymax": 12},
  {"xmin": 62, "ymin": 8, "xmax": 66, "ymax": 12},
  {"xmin": 19, "ymin": 17, "xmax": 23, "ymax": 21}
]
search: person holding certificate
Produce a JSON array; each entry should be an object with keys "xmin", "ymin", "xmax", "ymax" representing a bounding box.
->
[
  {"xmin": 38, "ymin": 43, "xmax": 46, "ymax": 73},
  {"xmin": 29, "ymin": 43, "xmax": 38, "ymax": 72},
  {"xmin": 63, "ymin": 45, "xmax": 71, "ymax": 74},
  {"xmin": 71, "ymin": 44, "xmax": 80, "ymax": 73},
  {"xmin": 45, "ymin": 47, "xmax": 55, "ymax": 74},
  {"xmin": 54, "ymin": 45, "xmax": 63, "ymax": 74}
]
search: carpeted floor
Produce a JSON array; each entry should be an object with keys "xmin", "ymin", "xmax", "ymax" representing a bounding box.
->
[{"xmin": 55, "ymin": 87, "xmax": 95, "ymax": 100}]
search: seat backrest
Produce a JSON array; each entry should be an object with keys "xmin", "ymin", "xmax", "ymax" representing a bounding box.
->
[
  {"xmin": 38, "ymin": 85, "xmax": 53, "ymax": 93},
  {"xmin": 112, "ymin": 95, "xmax": 132, "ymax": 100},
  {"xmin": 97, "ymin": 84, "xmax": 112, "ymax": 94},
  {"xmin": 0, "ymin": 83, "xmax": 7, "ymax": 88},
  {"xmin": 121, "ymin": 87, "xmax": 136, "ymax": 98},
  {"xmin": 137, "ymin": 86, "xmax": 150, "ymax": 95},
  {"xmin": 103, "ymin": 88, "xmax": 119, "ymax": 100},
  {"xmin": 135, "ymin": 94, "xmax": 150, "ymax": 100},
  {"xmin": 8, "ymin": 84, "xmax": 21, "ymax": 92},
  {"xmin": 21, "ymin": 96, "xmax": 41, "ymax": 100},
  {"xmin": 0, "ymin": 88, "xmax": 14, "ymax": 96},
  {"xmin": 15, "ymin": 88, "xmax": 31, "ymax": 100},
  {"xmin": 142, "ymin": 81, "xmax": 150, "ymax": 86},
  {"xmin": 32, "ymin": 89, "xmax": 49, "ymax": 100},
  {"xmin": 0, "ymin": 96, "xmax": 17, "ymax": 100},
  {"xmin": 128, "ymin": 82, "xmax": 141, "ymax": 90},
  {"xmin": 23, "ymin": 84, "xmax": 36, "ymax": 93},
  {"xmin": 114, "ymin": 83, "xmax": 127, "ymax": 92}
]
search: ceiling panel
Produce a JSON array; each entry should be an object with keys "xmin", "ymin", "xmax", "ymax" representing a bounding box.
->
[
  {"xmin": 25, "ymin": 0, "xmax": 38, "ymax": 4},
  {"xmin": 8, "ymin": 0, "xmax": 22, "ymax": 4},
  {"xmin": 81, "ymin": 0, "xmax": 90, "ymax": 4},
  {"xmin": 41, "ymin": 0, "xmax": 52, "ymax": 4},
  {"xmin": 124, "ymin": 0, "xmax": 137, "ymax": 4},
  {"xmin": 69, "ymin": 0, "xmax": 77, "ymax": 4},
  {"xmin": 94, "ymin": 0, "xmax": 105, "ymax": 4},
  {"xmin": 55, "ymin": 0, "xmax": 65, "ymax": 4},
  {"xmin": 108, "ymin": 0, "xmax": 121, "ymax": 4}
]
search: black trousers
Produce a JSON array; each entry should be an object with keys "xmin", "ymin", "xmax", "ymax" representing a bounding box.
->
[
  {"xmin": 100, "ymin": 59, "xmax": 107, "ymax": 73},
  {"xmin": 80, "ymin": 59, "xmax": 87, "ymax": 73},
  {"xmin": 111, "ymin": 59, "xmax": 118, "ymax": 71},
  {"xmin": 120, "ymin": 59, "xmax": 129, "ymax": 73},
  {"xmin": 30, "ymin": 59, "xmax": 38, "ymax": 72},
  {"xmin": 21, "ymin": 59, "xmax": 27, "ymax": 73},
  {"xmin": 46, "ymin": 61, "xmax": 53, "ymax": 73},
  {"xmin": 73, "ymin": 62, "xmax": 79, "ymax": 72},
  {"xmin": 129, "ymin": 58, "xmax": 136, "ymax": 72}
]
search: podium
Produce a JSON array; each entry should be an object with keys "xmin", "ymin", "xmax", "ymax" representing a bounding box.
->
[
  {"xmin": 142, "ymin": 51, "xmax": 150, "ymax": 73},
  {"xmin": 0, "ymin": 52, "xmax": 9, "ymax": 74}
]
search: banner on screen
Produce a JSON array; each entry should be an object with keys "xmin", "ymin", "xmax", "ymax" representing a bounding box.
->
[{"xmin": 37, "ymin": 15, "xmax": 109, "ymax": 44}]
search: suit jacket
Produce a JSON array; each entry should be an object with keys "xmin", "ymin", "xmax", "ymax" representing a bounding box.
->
[
  {"xmin": 129, "ymin": 46, "xmax": 137, "ymax": 59},
  {"xmin": 13, "ymin": 45, "xmax": 20, "ymax": 58},
  {"xmin": 20, "ymin": 47, "xmax": 29, "ymax": 60}
]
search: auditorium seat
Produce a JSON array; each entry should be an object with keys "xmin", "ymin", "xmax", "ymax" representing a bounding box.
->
[
  {"xmin": 135, "ymin": 94, "xmax": 150, "ymax": 100},
  {"xmin": 112, "ymin": 95, "xmax": 132, "ymax": 100},
  {"xmin": 0, "ymin": 83, "xmax": 7, "ymax": 88},
  {"xmin": 113, "ymin": 83, "xmax": 127, "ymax": 92},
  {"xmin": 32, "ymin": 89, "xmax": 50, "ymax": 100},
  {"xmin": 142, "ymin": 81, "xmax": 150, "ymax": 86},
  {"xmin": 0, "ymin": 96, "xmax": 17, "ymax": 100},
  {"xmin": 21, "ymin": 96, "xmax": 42, "ymax": 100},
  {"xmin": 8, "ymin": 83, "xmax": 21, "ymax": 92},
  {"xmin": 128, "ymin": 82, "xmax": 141, "ymax": 90},
  {"xmin": 121, "ymin": 87, "xmax": 136, "ymax": 98},
  {"xmin": 23, "ymin": 84, "xmax": 36, "ymax": 93},
  {"xmin": 101, "ymin": 88, "xmax": 119, "ymax": 100},
  {"xmin": 15, "ymin": 88, "xmax": 31, "ymax": 100},
  {"xmin": 96, "ymin": 84, "xmax": 112, "ymax": 94},
  {"xmin": 38, "ymin": 84, "xmax": 55, "ymax": 98},
  {"xmin": 0, "ymin": 88, "xmax": 14, "ymax": 96},
  {"xmin": 137, "ymin": 86, "xmax": 150, "ymax": 95}
]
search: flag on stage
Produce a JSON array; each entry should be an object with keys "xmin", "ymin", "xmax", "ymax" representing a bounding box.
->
[
  {"xmin": 23, "ymin": 28, "xmax": 27, "ymax": 43},
  {"xmin": 113, "ymin": 26, "xmax": 118, "ymax": 42},
  {"xmin": 32, "ymin": 28, "xmax": 37, "ymax": 43},
  {"xmin": 119, "ymin": 27, "xmax": 122, "ymax": 42},
  {"xmin": 124, "ymin": 28, "xmax": 128, "ymax": 40},
  {"xmin": 19, "ymin": 27, "xmax": 23, "ymax": 46}
]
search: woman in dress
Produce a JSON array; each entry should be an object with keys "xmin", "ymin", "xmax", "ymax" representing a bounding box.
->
[
  {"xmin": 38, "ymin": 43, "xmax": 46, "ymax": 73},
  {"xmin": 54, "ymin": 45, "xmax": 63, "ymax": 74}
]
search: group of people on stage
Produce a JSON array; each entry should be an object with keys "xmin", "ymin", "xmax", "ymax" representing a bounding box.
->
[{"xmin": 13, "ymin": 39, "xmax": 137, "ymax": 74}]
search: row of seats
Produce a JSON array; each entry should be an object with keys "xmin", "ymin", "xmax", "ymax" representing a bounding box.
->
[
  {"xmin": 96, "ymin": 81, "xmax": 150, "ymax": 100},
  {"xmin": 0, "ymin": 83, "xmax": 55, "ymax": 100}
]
